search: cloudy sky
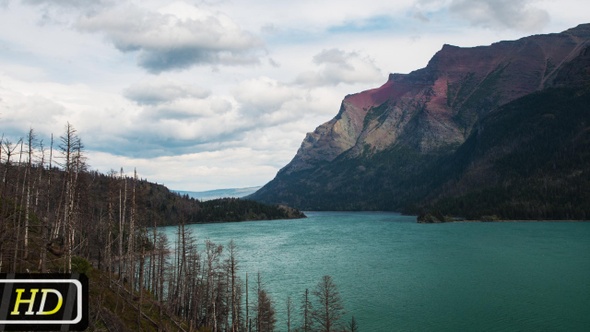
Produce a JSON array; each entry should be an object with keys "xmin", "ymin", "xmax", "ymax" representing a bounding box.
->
[{"xmin": 1, "ymin": 0, "xmax": 588, "ymax": 191}]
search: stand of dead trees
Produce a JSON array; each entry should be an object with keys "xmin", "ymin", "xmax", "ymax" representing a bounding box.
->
[
  {"xmin": 1, "ymin": 124, "xmax": 354, "ymax": 332},
  {"xmin": 1, "ymin": 123, "xmax": 86, "ymax": 273}
]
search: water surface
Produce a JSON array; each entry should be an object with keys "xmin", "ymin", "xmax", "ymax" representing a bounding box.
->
[{"xmin": 160, "ymin": 212, "xmax": 590, "ymax": 331}]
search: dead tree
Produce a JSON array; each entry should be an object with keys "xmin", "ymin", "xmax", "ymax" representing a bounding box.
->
[
  {"xmin": 312, "ymin": 275, "xmax": 345, "ymax": 332},
  {"xmin": 118, "ymin": 167, "xmax": 126, "ymax": 279},
  {"xmin": 58, "ymin": 122, "xmax": 85, "ymax": 273},
  {"xmin": 126, "ymin": 168, "xmax": 137, "ymax": 291},
  {"xmin": 227, "ymin": 240, "xmax": 240, "ymax": 332},
  {"xmin": 286, "ymin": 296, "xmax": 293, "ymax": 332},
  {"xmin": 301, "ymin": 288, "xmax": 313, "ymax": 332},
  {"xmin": 23, "ymin": 128, "xmax": 37, "ymax": 260},
  {"xmin": 0, "ymin": 137, "xmax": 21, "ymax": 272}
]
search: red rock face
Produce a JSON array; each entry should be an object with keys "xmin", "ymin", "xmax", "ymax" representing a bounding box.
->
[{"xmin": 280, "ymin": 24, "xmax": 590, "ymax": 175}]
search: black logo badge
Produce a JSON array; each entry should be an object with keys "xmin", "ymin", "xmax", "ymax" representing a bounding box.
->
[{"xmin": 0, "ymin": 273, "xmax": 88, "ymax": 331}]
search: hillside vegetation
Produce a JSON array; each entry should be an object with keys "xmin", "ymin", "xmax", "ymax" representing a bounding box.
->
[
  {"xmin": 0, "ymin": 124, "xmax": 307, "ymax": 331},
  {"xmin": 414, "ymin": 86, "xmax": 590, "ymax": 220}
]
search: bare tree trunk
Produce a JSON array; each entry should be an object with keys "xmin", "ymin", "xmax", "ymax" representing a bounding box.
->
[
  {"xmin": 228, "ymin": 241, "xmax": 241, "ymax": 332},
  {"xmin": 286, "ymin": 296, "xmax": 293, "ymax": 332},
  {"xmin": 151, "ymin": 220, "xmax": 158, "ymax": 296},
  {"xmin": 118, "ymin": 167, "xmax": 125, "ymax": 279},
  {"xmin": 13, "ymin": 139, "xmax": 24, "ymax": 272},
  {"xmin": 107, "ymin": 216, "xmax": 113, "ymax": 282},
  {"xmin": 174, "ymin": 219, "xmax": 188, "ymax": 318},
  {"xmin": 0, "ymin": 137, "xmax": 20, "ymax": 272},
  {"xmin": 301, "ymin": 288, "xmax": 312, "ymax": 332},
  {"xmin": 312, "ymin": 275, "xmax": 345, "ymax": 332},
  {"xmin": 256, "ymin": 272, "xmax": 261, "ymax": 332},
  {"xmin": 41, "ymin": 134, "xmax": 54, "ymax": 273},
  {"xmin": 127, "ymin": 169, "xmax": 136, "ymax": 290},
  {"xmin": 107, "ymin": 170, "xmax": 117, "ymax": 284},
  {"xmin": 246, "ymin": 272, "xmax": 249, "ymax": 332},
  {"xmin": 34, "ymin": 140, "xmax": 44, "ymax": 212},
  {"xmin": 205, "ymin": 240, "xmax": 222, "ymax": 330},
  {"xmin": 23, "ymin": 128, "xmax": 36, "ymax": 260},
  {"xmin": 138, "ymin": 228, "xmax": 145, "ymax": 330},
  {"xmin": 0, "ymin": 135, "xmax": 4, "ymax": 273},
  {"xmin": 157, "ymin": 233, "xmax": 167, "ymax": 328},
  {"xmin": 59, "ymin": 122, "xmax": 85, "ymax": 273},
  {"xmin": 35, "ymin": 140, "xmax": 46, "ymax": 272},
  {"xmin": 62, "ymin": 127, "xmax": 72, "ymax": 272},
  {"xmin": 1, "ymin": 138, "xmax": 19, "ymax": 197}
]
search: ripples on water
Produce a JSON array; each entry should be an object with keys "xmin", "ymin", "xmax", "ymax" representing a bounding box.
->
[{"xmin": 159, "ymin": 212, "xmax": 590, "ymax": 331}]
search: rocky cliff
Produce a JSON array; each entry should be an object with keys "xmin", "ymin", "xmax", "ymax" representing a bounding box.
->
[{"xmin": 250, "ymin": 24, "xmax": 590, "ymax": 216}]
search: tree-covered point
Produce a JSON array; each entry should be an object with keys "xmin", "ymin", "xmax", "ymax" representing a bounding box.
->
[{"xmin": 193, "ymin": 197, "xmax": 306, "ymax": 223}]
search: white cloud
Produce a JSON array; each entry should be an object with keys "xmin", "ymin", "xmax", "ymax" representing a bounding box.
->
[
  {"xmin": 234, "ymin": 77, "xmax": 300, "ymax": 116},
  {"xmin": 296, "ymin": 49, "xmax": 384, "ymax": 87},
  {"xmin": 124, "ymin": 80, "xmax": 210, "ymax": 105},
  {"xmin": 451, "ymin": 0, "xmax": 549, "ymax": 31},
  {"xmin": 87, "ymin": 148, "xmax": 282, "ymax": 191},
  {"xmin": 0, "ymin": 74, "xmax": 104, "ymax": 136},
  {"xmin": 416, "ymin": 0, "xmax": 550, "ymax": 32},
  {"xmin": 22, "ymin": 0, "xmax": 110, "ymax": 7},
  {"xmin": 1, "ymin": 93, "xmax": 66, "ymax": 135},
  {"xmin": 76, "ymin": 1, "xmax": 264, "ymax": 73},
  {"xmin": 1, "ymin": 0, "xmax": 587, "ymax": 191}
]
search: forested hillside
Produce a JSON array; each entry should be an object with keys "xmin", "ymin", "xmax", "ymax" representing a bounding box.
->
[
  {"xmin": 0, "ymin": 124, "xmax": 324, "ymax": 332},
  {"xmin": 414, "ymin": 86, "xmax": 590, "ymax": 221},
  {"xmin": 0, "ymin": 123, "xmax": 304, "ymax": 267}
]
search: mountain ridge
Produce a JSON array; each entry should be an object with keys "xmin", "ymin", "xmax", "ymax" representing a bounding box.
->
[
  {"xmin": 250, "ymin": 23, "xmax": 590, "ymax": 218},
  {"xmin": 176, "ymin": 186, "xmax": 261, "ymax": 201}
]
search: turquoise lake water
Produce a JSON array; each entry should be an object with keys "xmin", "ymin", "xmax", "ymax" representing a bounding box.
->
[{"xmin": 160, "ymin": 211, "xmax": 590, "ymax": 331}]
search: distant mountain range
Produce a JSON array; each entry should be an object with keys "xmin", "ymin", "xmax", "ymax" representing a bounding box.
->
[
  {"xmin": 176, "ymin": 186, "xmax": 262, "ymax": 201},
  {"xmin": 250, "ymin": 24, "xmax": 590, "ymax": 220}
]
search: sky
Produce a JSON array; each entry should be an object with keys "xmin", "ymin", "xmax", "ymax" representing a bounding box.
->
[{"xmin": 0, "ymin": 0, "xmax": 588, "ymax": 191}]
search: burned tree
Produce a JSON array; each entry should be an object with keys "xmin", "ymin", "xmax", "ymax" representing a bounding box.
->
[{"xmin": 312, "ymin": 275, "xmax": 345, "ymax": 332}]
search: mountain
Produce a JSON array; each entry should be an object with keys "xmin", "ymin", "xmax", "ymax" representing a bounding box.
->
[
  {"xmin": 250, "ymin": 24, "xmax": 590, "ymax": 218},
  {"xmin": 176, "ymin": 186, "xmax": 262, "ymax": 201}
]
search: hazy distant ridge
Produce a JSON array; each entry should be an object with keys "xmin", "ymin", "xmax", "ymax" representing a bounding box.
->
[{"xmin": 176, "ymin": 186, "xmax": 262, "ymax": 201}]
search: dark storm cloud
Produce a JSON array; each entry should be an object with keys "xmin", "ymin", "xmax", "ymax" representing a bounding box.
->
[{"xmin": 137, "ymin": 48, "xmax": 260, "ymax": 74}]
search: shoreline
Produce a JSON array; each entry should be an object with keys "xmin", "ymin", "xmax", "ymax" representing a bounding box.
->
[{"xmin": 418, "ymin": 219, "xmax": 590, "ymax": 224}]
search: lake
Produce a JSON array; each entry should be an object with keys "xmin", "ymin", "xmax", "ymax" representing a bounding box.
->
[{"xmin": 159, "ymin": 211, "xmax": 590, "ymax": 331}]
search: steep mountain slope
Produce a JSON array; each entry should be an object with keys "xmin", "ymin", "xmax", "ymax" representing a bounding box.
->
[
  {"xmin": 251, "ymin": 24, "xmax": 590, "ymax": 215},
  {"xmin": 416, "ymin": 45, "xmax": 590, "ymax": 220},
  {"xmin": 420, "ymin": 87, "xmax": 590, "ymax": 220}
]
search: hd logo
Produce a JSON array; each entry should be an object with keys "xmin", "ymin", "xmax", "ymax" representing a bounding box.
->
[{"xmin": 0, "ymin": 274, "xmax": 88, "ymax": 331}]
